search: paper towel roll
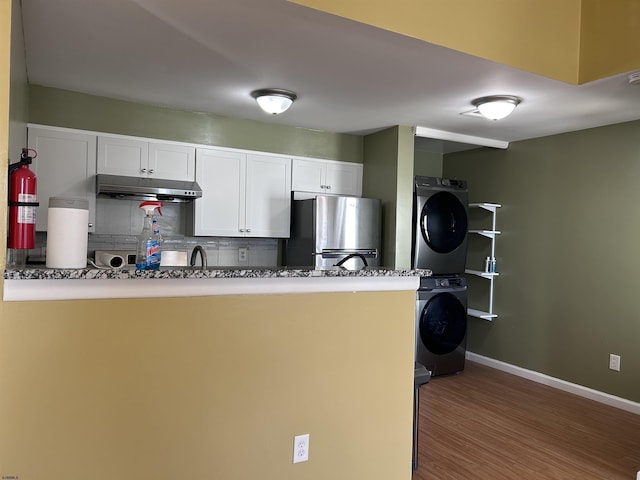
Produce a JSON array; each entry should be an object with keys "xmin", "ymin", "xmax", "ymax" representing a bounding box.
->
[
  {"xmin": 46, "ymin": 197, "xmax": 89, "ymax": 269},
  {"xmin": 96, "ymin": 252, "xmax": 125, "ymax": 269}
]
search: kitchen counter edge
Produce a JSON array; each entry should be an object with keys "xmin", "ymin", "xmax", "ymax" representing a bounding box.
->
[{"xmin": 3, "ymin": 267, "xmax": 431, "ymax": 302}]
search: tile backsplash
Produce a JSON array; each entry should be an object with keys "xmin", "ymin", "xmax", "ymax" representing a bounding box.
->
[
  {"xmin": 88, "ymin": 234, "xmax": 279, "ymax": 267},
  {"xmin": 95, "ymin": 198, "xmax": 187, "ymax": 237},
  {"xmin": 28, "ymin": 197, "xmax": 280, "ymax": 267}
]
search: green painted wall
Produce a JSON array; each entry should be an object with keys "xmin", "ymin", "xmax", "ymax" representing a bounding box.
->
[
  {"xmin": 444, "ymin": 119, "xmax": 640, "ymax": 402},
  {"xmin": 395, "ymin": 126, "xmax": 415, "ymax": 269},
  {"xmin": 363, "ymin": 128, "xmax": 399, "ymax": 268},
  {"xmin": 413, "ymin": 147, "xmax": 442, "ymax": 177},
  {"xmin": 363, "ymin": 126, "xmax": 413, "ymax": 269},
  {"xmin": 28, "ymin": 85, "xmax": 363, "ymax": 163}
]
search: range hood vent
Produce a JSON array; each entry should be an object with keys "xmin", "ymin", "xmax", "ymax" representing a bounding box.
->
[{"xmin": 96, "ymin": 174, "xmax": 202, "ymax": 202}]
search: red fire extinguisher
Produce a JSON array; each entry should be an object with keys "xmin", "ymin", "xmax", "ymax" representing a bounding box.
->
[{"xmin": 8, "ymin": 148, "xmax": 39, "ymax": 250}]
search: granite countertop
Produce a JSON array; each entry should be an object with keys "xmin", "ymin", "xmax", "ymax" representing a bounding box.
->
[
  {"xmin": 3, "ymin": 266, "xmax": 430, "ymax": 302},
  {"xmin": 4, "ymin": 266, "xmax": 431, "ymax": 280}
]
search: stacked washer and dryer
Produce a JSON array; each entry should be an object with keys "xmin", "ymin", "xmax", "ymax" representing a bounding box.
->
[{"xmin": 412, "ymin": 176, "xmax": 469, "ymax": 376}]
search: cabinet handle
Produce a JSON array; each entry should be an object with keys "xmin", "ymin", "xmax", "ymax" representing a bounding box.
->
[
  {"xmin": 239, "ymin": 229, "xmax": 245, "ymax": 232},
  {"xmin": 141, "ymin": 168, "xmax": 147, "ymax": 173},
  {"xmin": 246, "ymin": 229, "xmax": 251, "ymax": 233},
  {"xmin": 326, "ymin": 185, "xmax": 331, "ymax": 190},
  {"xmin": 148, "ymin": 169, "xmax": 155, "ymax": 174},
  {"xmin": 320, "ymin": 184, "xmax": 326, "ymax": 189},
  {"xmin": 88, "ymin": 223, "xmax": 94, "ymax": 228}
]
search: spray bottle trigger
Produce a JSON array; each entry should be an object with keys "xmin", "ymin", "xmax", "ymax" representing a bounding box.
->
[{"xmin": 138, "ymin": 201, "xmax": 163, "ymax": 216}]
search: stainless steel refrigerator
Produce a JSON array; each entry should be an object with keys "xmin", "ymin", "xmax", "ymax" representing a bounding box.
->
[{"xmin": 286, "ymin": 195, "xmax": 382, "ymax": 270}]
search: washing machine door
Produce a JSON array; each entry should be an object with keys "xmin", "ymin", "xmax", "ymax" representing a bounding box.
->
[
  {"xmin": 419, "ymin": 191, "xmax": 468, "ymax": 254},
  {"xmin": 419, "ymin": 292, "xmax": 467, "ymax": 355}
]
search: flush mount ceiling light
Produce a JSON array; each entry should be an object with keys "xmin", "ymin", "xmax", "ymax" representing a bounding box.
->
[
  {"xmin": 628, "ymin": 72, "xmax": 640, "ymax": 85},
  {"xmin": 251, "ymin": 88, "xmax": 297, "ymax": 115},
  {"xmin": 472, "ymin": 95, "xmax": 522, "ymax": 120}
]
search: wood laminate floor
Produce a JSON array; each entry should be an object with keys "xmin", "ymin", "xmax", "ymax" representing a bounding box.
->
[{"xmin": 413, "ymin": 361, "xmax": 640, "ymax": 480}]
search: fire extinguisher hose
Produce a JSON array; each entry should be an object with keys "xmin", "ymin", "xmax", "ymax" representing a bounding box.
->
[{"xmin": 8, "ymin": 200, "xmax": 40, "ymax": 207}]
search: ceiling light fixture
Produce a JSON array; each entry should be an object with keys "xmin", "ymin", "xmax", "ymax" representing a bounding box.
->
[
  {"xmin": 472, "ymin": 95, "xmax": 522, "ymax": 120},
  {"xmin": 251, "ymin": 88, "xmax": 297, "ymax": 115},
  {"xmin": 628, "ymin": 72, "xmax": 640, "ymax": 85}
]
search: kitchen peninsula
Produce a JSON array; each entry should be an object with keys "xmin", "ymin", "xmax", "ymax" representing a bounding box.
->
[
  {"xmin": 1, "ymin": 265, "xmax": 427, "ymax": 480},
  {"xmin": 3, "ymin": 266, "xmax": 429, "ymax": 301}
]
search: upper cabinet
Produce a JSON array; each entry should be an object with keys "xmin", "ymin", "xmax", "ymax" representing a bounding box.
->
[
  {"xmin": 27, "ymin": 126, "xmax": 97, "ymax": 233},
  {"xmin": 292, "ymin": 158, "xmax": 362, "ymax": 196},
  {"xmin": 97, "ymin": 136, "xmax": 196, "ymax": 181},
  {"xmin": 244, "ymin": 153, "xmax": 292, "ymax": 237},
  {"xmin": 191, "ymin": 148, "xmax": 292, "ymax": 238},
  {"xmin": 26, "ymin": 126, "xmax": 361, "ymax": 240}
]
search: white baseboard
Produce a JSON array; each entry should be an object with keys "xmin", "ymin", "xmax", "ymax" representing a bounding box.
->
[{"xmin": 466, "ymin": 351, "xmax": 640, "ymax": 416}]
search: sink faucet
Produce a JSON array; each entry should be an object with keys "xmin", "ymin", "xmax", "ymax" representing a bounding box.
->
[{"xmin": 190, "ymin": 245, "xmax": 207, "ymax": 269}]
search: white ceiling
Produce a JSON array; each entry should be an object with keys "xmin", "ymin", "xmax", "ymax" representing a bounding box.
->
[{"xmin": 20, "ymin": 0, "xmax": 640, "ymax": 152}]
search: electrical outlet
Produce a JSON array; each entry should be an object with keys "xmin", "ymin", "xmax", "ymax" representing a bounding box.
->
[
  {"xmin": 293, "ymin": 433, "xmax": 309, "ymax": 463},
  {"xmin": 238, "ymin": 248, "xmax": 248, "ymax": 262},
  {"xmin": 609, "ymin": 353, "xmax": 621, "ymax": 372}
]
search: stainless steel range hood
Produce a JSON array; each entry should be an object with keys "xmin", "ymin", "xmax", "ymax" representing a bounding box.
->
[{"xmin": 96, "ymin": 174, "xmax": 202, "ymax": 202}]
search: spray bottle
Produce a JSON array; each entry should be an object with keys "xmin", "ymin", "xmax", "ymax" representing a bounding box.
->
[{"xmin": 135, "ymin": 201, "xmax": 163, "ymax": 270}]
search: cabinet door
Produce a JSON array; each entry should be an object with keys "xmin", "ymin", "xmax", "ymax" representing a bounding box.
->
[
  {"xmin": 292, "ymin": 158, "xmax": 363, "ymax": 196},
  {"xmin": 325, "ymin": 162, "xmax": 362, "ymax": 197},
  {"xmin": 245, "ymin": 154, "xmax": 292, "ymax": 238},
  {"xmin": 192, "ymin": 148, "xmax": 245, "ymax": 236},
  {"xmin": 97, "ymin": 136, "xmax": 148, "ymax": 177},
  {"xmin": 291, "ymin": 158, "xmax": 325, "ymax": 193},
  {"xmin": 148, "ymin": 142, "xmax": 195, "ymax": 181},
  {"xmin": 28, "ymin": 127, "xmax": 97, "ymax": 232}
]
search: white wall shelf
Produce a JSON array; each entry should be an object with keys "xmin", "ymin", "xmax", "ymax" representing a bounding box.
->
[
  {"xmin": 467, "ymin": 308, "xmax": 498, "ymax": 320},
  {"xmin": 468, "ymin": 229, "xmax": 501, "ymax": 239},
  {"xmin": 466, "ymin": 203, "xmax": 501, "ymax": 321},
  {"xmin": 464, "ymin": 270, "xmax": 500, "ymax": 280},
  {"xmin": 469, "ymin": 202, "xmax": 501, "ymax": 212}
]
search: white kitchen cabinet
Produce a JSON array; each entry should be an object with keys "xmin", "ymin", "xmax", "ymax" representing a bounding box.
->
[
  {"xmin": 27, "ymin": 126, "xmax": 97, "ymax": 232},
  {"xmin": 191, "ymin": 148, "xmax": 292, "ymax": 237},
  {"xmin": 292, "ymin": 158, "xmax": 362, "ymax": 196},
  {"xmin": 465, "ymin": 202, "xmax": 501, "ymax": 320},
  {"xmin": 244, "ymin": 153, "xmax": 293, "ymax": 237},
  {"xmin": 97, "ymin": 136, "xmax": 195, "ymax": 181}
]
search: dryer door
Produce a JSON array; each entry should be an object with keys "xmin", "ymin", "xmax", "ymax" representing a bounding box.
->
[
  {"xmin": 418, "ymin": 292, "xmax": 467, "ymax": 355},
  {"xmin": 419, "ymin": 191, "xmax": 468, "ymax": 254}
]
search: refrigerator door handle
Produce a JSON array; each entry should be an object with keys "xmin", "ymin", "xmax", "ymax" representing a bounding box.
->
[{"xmin": 316, "ymin": 249, "xmax": 378, "ymax": 258}]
